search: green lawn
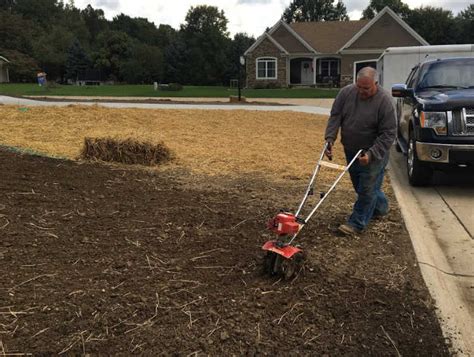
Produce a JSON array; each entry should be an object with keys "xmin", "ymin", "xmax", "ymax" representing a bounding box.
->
[{"xmin": 0, "ymin": 83, "xmax": 339, "ymax": 98}]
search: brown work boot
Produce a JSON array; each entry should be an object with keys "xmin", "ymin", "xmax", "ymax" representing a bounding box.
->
[{"xmin": 338, "ymin": 223, "xmax": 362, "ymax": 236}]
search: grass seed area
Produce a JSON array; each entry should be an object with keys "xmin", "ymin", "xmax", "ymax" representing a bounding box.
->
[{"xmin": 0, "ymin": 106, "xmax": 450, "ymax": 355}]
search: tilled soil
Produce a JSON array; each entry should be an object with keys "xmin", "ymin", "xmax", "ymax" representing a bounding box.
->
[{"xmin": 0, "ymin": 149, "xmax": 450, "ymax": 355}]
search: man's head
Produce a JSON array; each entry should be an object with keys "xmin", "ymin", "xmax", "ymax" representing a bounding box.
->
[{"xmin": 356, "ymin": 67, "xmax": 378, "ymax": 100}]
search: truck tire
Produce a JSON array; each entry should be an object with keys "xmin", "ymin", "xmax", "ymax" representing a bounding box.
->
[{"xmin": 407, "ymin": 131, "xmax": 433, "ymax": 186}]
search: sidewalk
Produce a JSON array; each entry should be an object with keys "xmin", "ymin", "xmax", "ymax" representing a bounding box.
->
[{"xmin": 21, "ymin": 95, "xmax": 335, "ymax": 109}]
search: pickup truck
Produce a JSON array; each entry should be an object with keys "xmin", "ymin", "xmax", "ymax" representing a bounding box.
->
[{"xmin": 392, "ymin": 57, "xmax": 474, "ymax": 186}]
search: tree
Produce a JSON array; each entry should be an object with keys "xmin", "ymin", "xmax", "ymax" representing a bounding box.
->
[
  {"xmin": 93, "ymin": 30, "xmax": 132, "ymax": 80},
  {"xmin": 32, "ymin": 25, "xmax": 75, "ymax": 80},
  {"xmin": 282, "ymin": 0, "xmax": 349, "ymax": 23},
  {"xmin": 81, "ymin": 4, "xmax": 108, "ymax": 42},
  {"xmin": 112, "ymin": 14, "xmax": 162, "ymax": 46},
  {"xmin": 12, "ymin": 0, "xmax": 62, "ymax": 28},
  {"xmin": 180, "ymin": 5, "xmax": 230, "ymax": 85},
  {"xmin": 163, "ymin": 33, "xmax": 189, "ymax": 84},
  {"xmin": 405, "ymin": 6, "xmax": 456, "ymax": 45},
  {"xmin": 121, "ymin": 43, "xmax": 164, "ymax": 84},
  {"xmin": 361, "ymin": 0, "xmax": 411, "ymax": 19},
  {"xmin": 456, "ymin": 4, "xmax": 474, "ymax": 43},
  {"xmin": 65, "ymin": 39, "xmax": 91, "ymax": 82},
  {"xmin": 224, "ymin": 33, "xmax": 255, "ymax": 85},
  {"xmin": 0, "ymin": 48, "xmax": 39, "ymax": 81}
]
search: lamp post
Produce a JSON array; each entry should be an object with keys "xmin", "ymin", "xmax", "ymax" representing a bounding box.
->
[{"xmin": 238, "ymin": 55, "xmax": 245, "ymax": 101}]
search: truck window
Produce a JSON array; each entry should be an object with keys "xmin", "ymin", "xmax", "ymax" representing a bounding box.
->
[
  {"xmin": 417, "ymin": 58, "xmax": 474, "ymax": 90},
  {"xmin": 407, "ymin": 66, "xmax": 419, "ymax": 88},
  {"xmin": 405, "ymin": 66, "xmax": 418, "ymax": 88}
]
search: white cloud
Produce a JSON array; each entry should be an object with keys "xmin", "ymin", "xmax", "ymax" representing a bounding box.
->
[{"xmin": 72, "ymin": 0, "xmax": 472, "ymax": 37}]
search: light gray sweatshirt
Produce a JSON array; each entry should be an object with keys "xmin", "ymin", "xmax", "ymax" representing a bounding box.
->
[{"xmin": 324, "ymin": 84, "xmax": 397, "ymax": 161}]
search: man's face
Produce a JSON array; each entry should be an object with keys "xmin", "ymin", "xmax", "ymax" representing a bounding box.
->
[{"xmin": 356, "ymin": 76, "xmax": 377, "ymax": 100}]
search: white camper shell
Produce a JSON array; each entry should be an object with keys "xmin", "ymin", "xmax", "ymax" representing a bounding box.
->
[{"xmin": 377, "ymin": 45, "xmax": 474, "ymax": 91}]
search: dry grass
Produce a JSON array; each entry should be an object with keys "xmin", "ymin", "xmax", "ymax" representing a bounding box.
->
[
  {"xmin": 81, "ymin": 137, "xmax": 173, "ymax": 166},
  {"xmin": 0, "ymin": 105, "xmax": 347, "ymax": 180}
]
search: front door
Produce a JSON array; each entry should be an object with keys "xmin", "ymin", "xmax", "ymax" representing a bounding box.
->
[{"xmin": 301, "ymin": 61, "xmax": 313, "ymax": 85}]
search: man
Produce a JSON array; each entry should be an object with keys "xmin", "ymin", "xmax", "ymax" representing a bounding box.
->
[{"xmin": 324, "ymin": 67, "xmax": 396, "ymax": 235}]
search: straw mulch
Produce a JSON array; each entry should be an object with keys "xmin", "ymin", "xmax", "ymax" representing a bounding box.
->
[
  {"xmin": 0, "ymin": 105, "xmax": 345, "ymax": 181},
  {"xmin": 81, "ymin": 137, "xmax": 173, "ymax": 166}
]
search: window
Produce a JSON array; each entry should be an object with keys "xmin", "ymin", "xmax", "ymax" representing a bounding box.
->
[
  {"xmin": 256, "ymin": 57, "xmax": 277, "ymax": 79},
  {"xmin": 320, "ymin": 59, "xmax": 339, "ymax": 77}
]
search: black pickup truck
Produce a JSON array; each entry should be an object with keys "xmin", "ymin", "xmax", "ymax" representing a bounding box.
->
[{"xmin": 392, "ymin": 57, "xmax": 474, "ymax": 186}]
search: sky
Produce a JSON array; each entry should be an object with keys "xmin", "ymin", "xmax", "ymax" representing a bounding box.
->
[{"xmin": 73, "ymin": 0, "xmax": 471, "ymax": 38}]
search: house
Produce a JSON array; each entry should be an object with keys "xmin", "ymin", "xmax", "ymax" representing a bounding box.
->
[
  {"xmin": 244, "ymin": 7, "xmax": 428, "ymax": 88},
  {"xmin": 0, "ymin": 56, "xmax": 10, "ymax": 83}
]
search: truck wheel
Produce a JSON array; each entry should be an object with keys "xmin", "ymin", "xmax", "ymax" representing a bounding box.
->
[{"xmin": 407, "ymin": 132, "xmax": 433, "ymax": 186}]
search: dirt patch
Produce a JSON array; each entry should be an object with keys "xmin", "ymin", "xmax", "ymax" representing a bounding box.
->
[
  {"xmin": 22, "ymin": 95, "xmax": 291, "ymax": 106},
  {"xmin": 0, "ymin": 149, "xmax": 450, "ymax": 355}
]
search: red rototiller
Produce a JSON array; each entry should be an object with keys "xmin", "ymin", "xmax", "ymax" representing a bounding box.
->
[{"xmin": 262, "ymin": 143, "xmax": 362, "ymax": 279}]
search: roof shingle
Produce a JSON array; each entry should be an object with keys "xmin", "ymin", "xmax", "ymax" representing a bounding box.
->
[{"xmin": 289, "ymin": 20, "xmax": 370, "ymax": 54}]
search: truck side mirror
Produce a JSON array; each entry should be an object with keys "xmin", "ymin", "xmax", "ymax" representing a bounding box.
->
[
  {"xmin": 392, "ymin": 84, "xmax": 413, "ymax": 98},
  {"xmin": 392, "ymin": 84, "xmax": 414, "ymax": 98}
]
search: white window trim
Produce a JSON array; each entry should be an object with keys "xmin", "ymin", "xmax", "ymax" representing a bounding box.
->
[
  {"xmin": 353, "ymin": 59, "xmax": 378, "ymax": 83},
  {"xmin": 256, "ymin": 57, "xmax": 278, "ymax": 80}
]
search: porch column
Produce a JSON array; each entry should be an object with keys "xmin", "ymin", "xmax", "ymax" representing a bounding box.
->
[
  {"xmin": 286, "ymin": 57, "xmax": 290, "ymax": 86},
  {"xmin": 313, "ymin": 57, "xmax": 317, "ymax": 85}
]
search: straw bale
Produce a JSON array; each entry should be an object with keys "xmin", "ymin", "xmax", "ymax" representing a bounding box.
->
[{"xmin": 81, "ymin": 137, "xmax": 173, "ymax": 166}]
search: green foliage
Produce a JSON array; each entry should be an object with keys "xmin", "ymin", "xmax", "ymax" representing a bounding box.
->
[
  {"xmin": 405, "ymin": 6, "xmax": 457, "ymax": 45},
  {"xmin": 65, "ymin": 39, "xmax": 91, "ymax": 81},
  {"xmin": 361, "ymin": 0, "xmax": 410, "ymax": 19},
  {"xmin": 121, "ymin": 43, "xmax": 164, "ymax": 84},
  {"xmin": 456, "ymin": 4, "xmax": 474, "ymax": 44},
  {"xmin": 93, "ymin": 30, "xmax": 132, "ymax": 80},
  {"xmin": 180, "ymin": 5, "xmax": 230, "ymax": 85},
  {"xmin": 0, "ymin": 49, "xmax": 39, "ymax": 82},
  {"xmin": 283, "ymin": 0, "xmax": 349, "ymax": 23},
  {"xmin": 224, "ymin": 33, "xmax": 255, "ymax": 84}
]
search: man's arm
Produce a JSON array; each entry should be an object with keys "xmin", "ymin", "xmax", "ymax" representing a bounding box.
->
[{"xmin": 367, "ymin": 97, "xmax": 397, "ymax": 161}]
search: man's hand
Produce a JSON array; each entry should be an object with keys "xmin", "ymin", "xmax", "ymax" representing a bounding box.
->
[
  {"xmin": 359, "ymin": 151, "xmax": 370, "ymax": 166},
  {"xmin": 324, "ymin": 141, "xmax": 333, "ymax": 161}
]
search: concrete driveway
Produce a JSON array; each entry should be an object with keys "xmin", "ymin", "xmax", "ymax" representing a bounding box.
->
[
  {"xmin": 389, "ymin": 150, "xmax": 474, "ymax": 356},
  {"xmin": 1, "ymin": 94, "xmax": 472, "ymax": 354}
]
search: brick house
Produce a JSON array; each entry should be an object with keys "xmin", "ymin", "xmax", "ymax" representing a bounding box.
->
[{"xmin": 244, "ymin": 7, "xmax": 428, "ymax": 88}]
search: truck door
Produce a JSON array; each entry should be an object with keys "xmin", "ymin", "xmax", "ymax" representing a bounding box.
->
[{"xmin": 400, "ymin": 66, "xmax": 419, "ymax": 143}]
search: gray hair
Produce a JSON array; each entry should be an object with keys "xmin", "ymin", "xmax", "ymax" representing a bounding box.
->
[{"xmin": 356, "ymin": 67, "xmax": 378, "ymax": 82}]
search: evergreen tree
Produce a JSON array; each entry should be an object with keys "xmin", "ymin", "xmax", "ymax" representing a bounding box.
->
[{"xmin": 65, "ymin": 39, "xmax": 91, "ymax": 82}]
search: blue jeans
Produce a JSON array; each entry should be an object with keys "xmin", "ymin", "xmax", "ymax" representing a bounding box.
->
[{"xmin": 344, "ymin": 149, "xmax": 389, "ymax": 231}]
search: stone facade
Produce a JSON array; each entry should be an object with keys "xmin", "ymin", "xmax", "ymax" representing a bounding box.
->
[{"xmin": 245, "ymin": 38, "xmax": 288, "ymax": 89}]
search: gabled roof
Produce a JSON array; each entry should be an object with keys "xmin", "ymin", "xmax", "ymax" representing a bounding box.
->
[
  {"xmin": 0, "ymin": 56, "xmax": 10, "ymax": 63},
  {"xmin": 244, "ymin": 32, "xmax": 289, "ymax": 56},
  {"xmin": 290, "ymin": 20, "xmax": 368, "ymax": 54},
  {"xmin": 245, "ymin": 6, "xmax": 428, "ymax": 56},
  {"xmin": 244, "ymin": 20, "xmax": 315, "ymax": 55},
  {"xmin": 339, "ymin": 7, "xmax": 429, "ymax": 52}
]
